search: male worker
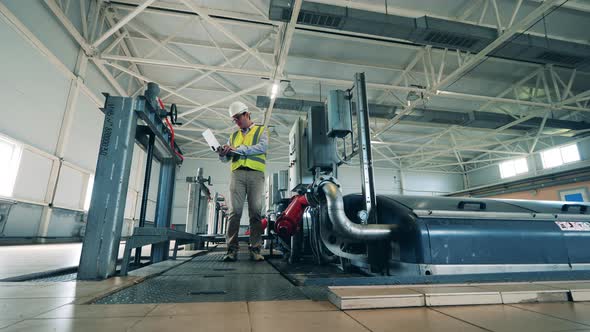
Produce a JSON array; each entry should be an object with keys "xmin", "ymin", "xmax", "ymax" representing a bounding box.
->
[{"xmin": 218, "ymin": 101, "xmax": 268, "ymax": 262}]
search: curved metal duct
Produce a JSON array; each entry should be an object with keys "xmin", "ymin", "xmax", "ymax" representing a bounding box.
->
[{"xmin": 317, "ymin": 181, "xmax": 397, "ymax": 241}]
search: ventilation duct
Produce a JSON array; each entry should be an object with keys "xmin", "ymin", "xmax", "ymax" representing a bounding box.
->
[
  {"xmin": 256, "ymin": 96, "xmax": 590, "ymax": 134},
  {"xmin": 269, "ymin": 0, "xmax": 590, "ymax": 69}
]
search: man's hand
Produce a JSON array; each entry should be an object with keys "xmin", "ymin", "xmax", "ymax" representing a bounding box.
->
[{"xmin": 218, "ymin": 144, "xmax": 236, "ymax": 157}]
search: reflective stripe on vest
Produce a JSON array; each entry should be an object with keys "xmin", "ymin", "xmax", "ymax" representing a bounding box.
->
[{"xmin": 229, "ymin": 125, "xmax": 266, "ymax": 172}]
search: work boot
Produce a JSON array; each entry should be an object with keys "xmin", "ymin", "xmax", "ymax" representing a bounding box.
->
[
  {"xmin": 222, "ymin": 249, "xmax": 238, "ymax": 262},
  {"xmin": 249, "ymin": 247, "xmax": 264, "ymax": 262}
]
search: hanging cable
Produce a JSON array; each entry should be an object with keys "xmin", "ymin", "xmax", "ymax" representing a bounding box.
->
[{"xmin": 158, "ymin": 98, "xmax": 184, "ymax": 161}]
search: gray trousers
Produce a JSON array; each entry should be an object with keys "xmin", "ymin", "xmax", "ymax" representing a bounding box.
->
[{"xmin": 226, "ymin": 169, "xmax": 265, "ymax": 250}]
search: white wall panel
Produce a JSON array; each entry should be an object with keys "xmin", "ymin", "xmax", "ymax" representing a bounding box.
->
[
  {"xmin": 84, "ymin": 62, "xmax": 118, "ymax": 99},
  {"xmin": 53, "ymin": 165, "xmax": 85, "ymax": 209},
  {"xmin": 63, "ymin": 91, "xmax": 104, "ymax": 171},
  {"xmin": 0, "ymin": 16, "xmax": 69, "ymax": 153},
  {"xmin": 170, "ymin": 158, "xmax": 466, "ymax": 224},
  {"xmin": 11, "ymin": 149, "xmax": 53, "ymax": 203},
  {"xmin": 403, "ymin": 171, "xmax": 463, "ymax": 196},
  {"xmin": 2, "ymin": 0, "xmax": 80, "ymax": 72},
  {"xmin": 124, "ymin": 191, "xmax": 138, "ymax": 220}
]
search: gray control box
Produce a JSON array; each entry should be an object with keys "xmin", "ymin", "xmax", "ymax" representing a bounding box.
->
[
  {"xmin": 307, "ymin": 105, "xmax": 336, "ymax": 171},
  {"xmin": 327, "ymin": 90, "xmax": 352, "ymax": 138}
]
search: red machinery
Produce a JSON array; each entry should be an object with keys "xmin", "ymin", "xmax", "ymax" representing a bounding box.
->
[
  {"xmin": 274, "ymin": 194, "xmax": 310, "ymax": 237},
  {"xmin": 245, "ymin": 217, "xmax": 268, "ymax": 235}
]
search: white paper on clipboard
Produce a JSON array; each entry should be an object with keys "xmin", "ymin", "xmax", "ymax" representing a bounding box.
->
[{"xmin": 202, "ymin": 129, "xmax": 221, "ymax": 152}]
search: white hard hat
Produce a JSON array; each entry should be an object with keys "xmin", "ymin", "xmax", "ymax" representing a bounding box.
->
[{"xmin": 228, "ymin": 101, "xmax": 249, "ymax": 118}]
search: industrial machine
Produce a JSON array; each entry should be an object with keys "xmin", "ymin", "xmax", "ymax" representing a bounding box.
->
[
  {"xmin": 78, "ymin": 82, "xmax": 202, "ymax": 280},
  {"xmin": 185, "ymin": 168, "xmax": 212, "ymax": 249},
  {"xmin": 207, "ymin": 192, "xmax": 228, "ymax": 236},
  {"xmin": 269, "ymin": 73, "xmax": 590, "ymax": 279}
]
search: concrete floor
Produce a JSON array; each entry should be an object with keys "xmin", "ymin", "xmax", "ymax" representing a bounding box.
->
[{"xmin": 3, "ymin": 245, "xmax": 590, "ymax": 331}]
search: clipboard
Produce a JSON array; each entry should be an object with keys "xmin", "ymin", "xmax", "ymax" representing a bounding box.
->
[{"xmin": 202, "ymin": 129, "xmax": 221, "ymax": 152}]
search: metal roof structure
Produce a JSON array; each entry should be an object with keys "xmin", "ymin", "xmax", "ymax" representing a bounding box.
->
[{"xmin": 43, "ymin": 0, "xmax": 590, "ymax": 174}]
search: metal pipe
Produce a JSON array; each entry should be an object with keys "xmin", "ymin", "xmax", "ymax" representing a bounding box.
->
[
  {"xmin": 213, "ymin": 195, "xmax": 220, "ymax": 234},
  {"xmin": 354, "ymin": 72, "xmax": 377, "ymax": 224},
  {"xmin": 320, "ymin": 182, "xmax": 395, "ymax": 241},
  {"xmin": 139, "ymin": 134, "xmax": 155, "ymax": 228},
  {"xmin": 135, "ymin": 133, "xmax": 155, "ymax": 265},
  {"xmin": 194, "ymin": 168, "xmax": 204, "ymax": 233}
]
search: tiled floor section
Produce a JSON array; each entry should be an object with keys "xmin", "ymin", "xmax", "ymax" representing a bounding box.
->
[
  {"xmin": 3, "ymin": 271, "xmax": 590, "ymax": 331},
  {"xmin": 3, "ymin": 296, "xmax": 590, "ymax": 331},
  {"xmin": 4, "ymin": 248, "xmax": 590, "ymax": 331}
]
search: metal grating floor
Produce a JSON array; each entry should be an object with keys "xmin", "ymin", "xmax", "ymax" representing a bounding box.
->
[
  {"xmin": 162, "ymin": 253, "xmax": 279, "ymax": 276},
  {"xmin": 95, "ymin": 250, "xmax": 325, "ymax": 304},
  {"xmin": 28, "ymin": 272, "xmax": 78, "ymax": 282}
]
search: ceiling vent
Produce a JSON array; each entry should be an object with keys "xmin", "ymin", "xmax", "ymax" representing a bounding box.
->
[
  {"xmin": 268, "ymin": 0, "xmax": 590, "ymax": 69},
  {"xmin": 296, "ymin": 10, "xmax": 343, "ymax": 28},
  {"xmin": 536, "ymin": 51, "xmax": 585, "ymax": 66},
  {"xmin": 423, "ymin": 31, "xmax": 479, "ymax": 49}
]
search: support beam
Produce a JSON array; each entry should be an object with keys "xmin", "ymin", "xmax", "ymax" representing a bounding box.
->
[
  {"xmin": 92, "ymin": 0, "xmax": 155, "ymax": 48},
  {"xmin": 110, "ymin": 0, "xmax": 275, "ymax": 26},
  {"xmin": 262, "ymin": 0, "xmax": 303, "ymax": 131},
  {"xmin": 100, "ymin": 54, "xmax": 269, "ymax": 78},
  {"xmin": 373, "ymin": 0, "xmax": 561, "ymax": 138},
  {"xmin": 94, "ymin": 60, "xmax": 128, "ymax": 96},
  {"xmin": 375, "ymin": 47, "xmax": 425, "ymax": 104},
  {"xmin": 44, "ymin": 0, "xmax": 93, "ymax": 54},
  {"xmin": 119, "ymin": 18, "xmax": 275, "ymax": 123},
  {"xmin": 178, "ymin": 0, "xmax": 273, "ymax": 69},
  {"xmin": 96, "ymin": 40, "xmax": 590, "ymax": 116},
  {"xmin": 80, "ymin": 0, "xmax": 88, "ymax": 39},
  {"xmin": 529, "ymin": 110, "xmax": 551, "ymax": 153},
  {"xmin": 106, "ymin": 62, "xmax": 216, "ymax": 118},
  {"xmin": 179, "ymin": 82, "xmax": 268, "ymax": 125},
  {"xmin": 438, "ymin": 0, "xmax": 561, "ymax": 89}
]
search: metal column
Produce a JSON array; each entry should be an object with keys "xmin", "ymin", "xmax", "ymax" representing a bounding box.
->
[
  {"xmin": 186, "ymin": 168, "xmax": 204, "ymax": 235},
  {"xmin": 78, "ymin": 97, "xmax": 138, "ymax": 280},
  {"xmin": 151, "ymin": 159, "xmax": 177, "ymax": 262},
  {"xmin": 353, "ymin": 72, "xmax": 378, "ymax": 224},
  {"xmin": 134, "ymin": 133, "xmax": 155, "ymax": 265}
]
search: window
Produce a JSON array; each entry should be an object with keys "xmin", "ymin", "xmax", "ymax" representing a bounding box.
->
[
  {"xmin": 0, "ymin": 136, "xmax": 22, "ymax": 197},
  {"xmin": 83, "ymin": 175, "xmax": 94, "ymax": 211},
  {"xmin": 541, "ymin": 144, "xmax": 580, "ymax": 169},
  {"xmin": 499, "ymin": 158, "xmax": 528, "ymax": 179}
]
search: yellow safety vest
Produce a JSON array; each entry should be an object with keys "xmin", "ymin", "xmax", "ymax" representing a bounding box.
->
[{"xmin": 229, "ymin": 125, "xmax": 266, "ymax": 172}]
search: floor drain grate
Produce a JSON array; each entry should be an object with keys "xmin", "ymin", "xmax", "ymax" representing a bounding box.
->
[{"xmin": 188, "ymin": 290, "xmax": 227, "ymax": 295}]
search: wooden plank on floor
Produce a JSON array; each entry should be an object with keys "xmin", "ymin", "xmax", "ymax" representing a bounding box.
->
[
  {"xmin": 408, "ymin": 286, "xmax": 502, "ymax": 307},
  {"xmin": 327, "ymin": 281, "xmax": 590, "ymax": 310},
  {"xmin": 476, "ymin": 284, "xmax": 569, "ymax": 304},
  {"xmin": 328, "ymin": 287, "xmax": 424, "ymax": 310},
  {"xmin": 536, "ymin": 282, "xmax": 590, "ymax": 302}
]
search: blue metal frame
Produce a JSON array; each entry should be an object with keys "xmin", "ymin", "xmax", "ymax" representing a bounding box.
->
[{"xmin": 78, "ymin": 84, "xmax": 184, "ymax": 280}]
